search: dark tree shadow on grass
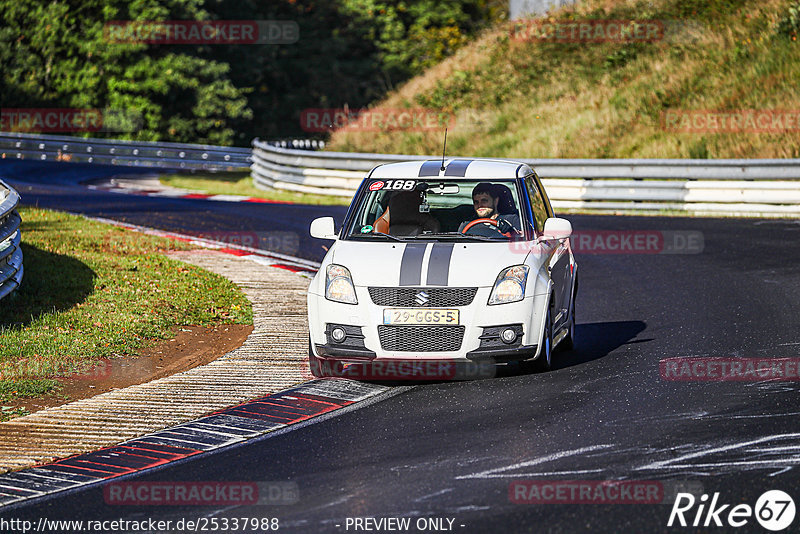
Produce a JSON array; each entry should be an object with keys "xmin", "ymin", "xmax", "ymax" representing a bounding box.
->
[{"xmin": 0, "ymin": 243, "xmax": 96, "ymax": 327}]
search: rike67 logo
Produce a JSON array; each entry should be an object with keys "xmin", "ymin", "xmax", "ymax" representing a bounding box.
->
[{"xmin": 668, "ymin": 490, "xmax": 795, "ymax": 531}]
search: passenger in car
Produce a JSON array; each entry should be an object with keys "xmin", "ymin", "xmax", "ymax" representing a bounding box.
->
[{"xmin": 373, "ymin": 191, "xmax": 441, "ymax": 236}]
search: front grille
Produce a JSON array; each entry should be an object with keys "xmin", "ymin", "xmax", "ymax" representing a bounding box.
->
[
  {"xmin": 378, "ymin": 325, "xmax": 465, "ymax": 352},
  {"xmin": 369, "ymin": 287, "xmax": 477, "ymax": 307}
]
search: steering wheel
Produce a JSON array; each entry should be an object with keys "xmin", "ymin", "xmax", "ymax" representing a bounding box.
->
[
  {"xmin": 461, "ymin": 218, "xmax": 512, "ymax": 237},
  {"xmin": 461, "ymin": 218, "xmax": 497, "ymax": 233}
]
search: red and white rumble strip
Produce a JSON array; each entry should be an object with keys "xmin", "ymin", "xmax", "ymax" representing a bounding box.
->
[
  {"xmin": 0, "ymin": 380, "xmax": 390, "ymax": 508},
  {"xmin": 87, "ymin": 182, "xmax": 292, "ymax": 204}
]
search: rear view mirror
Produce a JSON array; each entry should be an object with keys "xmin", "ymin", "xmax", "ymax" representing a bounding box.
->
[
  {"xmin": 541, "ymin": 217, "xmax": 572, "ymax": 240},
  {"xmin": 423, "ymin": 183, "xmax": 460, "ymax": 195},
  {"xmin": 310, "ymin": 217, "xmax": 337, "ymax": 240}
]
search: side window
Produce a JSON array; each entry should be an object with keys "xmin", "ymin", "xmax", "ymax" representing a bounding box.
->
[
  {"xmin": 525, "ymin": 177, "xmax": 549, "ymax": 232},
  {"xmin": 364, "ymin": 191, "xmax": 389, "ymax": 226},
  {"xmin": 535, "ymin": 174, "xmax": 555, "ymax": 219}
]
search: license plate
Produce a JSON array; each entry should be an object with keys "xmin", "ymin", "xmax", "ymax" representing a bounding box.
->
[{"xmin": 383, "ymin": 308, "xmax": 460, "ymax": 325}]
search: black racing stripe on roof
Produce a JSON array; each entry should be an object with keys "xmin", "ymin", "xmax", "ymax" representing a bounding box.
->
[
  {"xmin": 418, "ymin": 161, "xmax": 442, "ymax": 177},
  {"xmin": 444, "ymin": 159, "xmax": 473, "ymax": 177}
]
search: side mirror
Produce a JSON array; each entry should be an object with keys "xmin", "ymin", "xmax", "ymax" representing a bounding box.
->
[
  {"xmin": 541, "ymin": 217, "xmax": 572, "ymax": 240},
  {"xmin": 310, "ymin": 217, "xmax": 338, "ymax": 240}
]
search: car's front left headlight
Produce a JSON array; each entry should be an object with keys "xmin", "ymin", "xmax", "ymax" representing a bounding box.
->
[
  {"xmin": 325, "ymin": 264, "xmax": 357, "ymax": 304},
  {"xmin": 488, "ymin": 265, "xmax": 529, "ymax": 305}
]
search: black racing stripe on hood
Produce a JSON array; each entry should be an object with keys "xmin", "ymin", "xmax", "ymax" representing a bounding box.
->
[
  {"xmin": 399, "ymin": 243, "xmax": 426, "ymax": 286},
  {"xmin": 426, "ymin": 243, "xmax": 454, "ymax": 286}
]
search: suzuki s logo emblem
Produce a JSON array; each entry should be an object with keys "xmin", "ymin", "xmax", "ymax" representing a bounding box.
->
[{"xmin": 414, "ymin": 291, "xmax": 430, "ymax": 306}]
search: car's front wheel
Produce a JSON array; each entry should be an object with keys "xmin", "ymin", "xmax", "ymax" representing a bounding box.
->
[
  {"xmin": 308, "ymin": 339, "xmax": 343, "ymax": 378},
  {"xmin": 558, "ymin": 276, "xmax": 577, "ymax": 352},
  {"xmin": 528, "ymin": 304, "xmax": 553, "ymax": 373}
]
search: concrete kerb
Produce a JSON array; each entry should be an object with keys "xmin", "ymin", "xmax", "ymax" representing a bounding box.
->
[{"xmin": 0, "ymin": 247, "xmax": 316, "ymax": 474}]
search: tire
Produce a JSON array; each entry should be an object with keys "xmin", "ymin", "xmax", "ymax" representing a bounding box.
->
[
  {"xmin": 559, "ymin": 276, "xmax": 577, "ymax": 352},
  {"xmin": 308, "ymin": 340, "xmax": 342, "ymax": 378},
  {"xmin": 529, "ymin": 304, "xmax": 554, "ymax": 373}
]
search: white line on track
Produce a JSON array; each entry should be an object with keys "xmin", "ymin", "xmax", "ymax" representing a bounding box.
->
[{"xmin": 454, "ymin": 444, "xmax": 615, "ymax": 479}]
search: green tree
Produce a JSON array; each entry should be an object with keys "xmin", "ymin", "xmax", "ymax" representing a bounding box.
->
[
  {"xmin": 202, "ymin": 0, "xmax": 505, "ymax": 141},
  {"xmin": 1, "ymin": 0, "xmax": 502, "ymax": 144},
  {"xmin": 339, "ymin": 0, "xmax": 504, "ymax": 86},
  {"xmin": 0, "ymin": 0, "xmax": 251, "ymax": 144}
]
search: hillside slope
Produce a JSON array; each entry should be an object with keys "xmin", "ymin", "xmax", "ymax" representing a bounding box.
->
[{"xmin": 327, "ymin": 0, "xmax": 800, "ymax": 159}]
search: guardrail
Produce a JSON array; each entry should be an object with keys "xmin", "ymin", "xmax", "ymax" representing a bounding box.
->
[
  {"xmin": 251, "ymin": 139, "xmax": 800, "ymax": 216},
  {"xmin": 0, "ymin": 180, "xmax": 23, "ymax": 301},
  {"xmin": 2, "ymin": 132, "xmax": 798, "ymax": 217},
  {"xmin": 0, "ymin": 132, "xmax": 252, "ymax": 171}
]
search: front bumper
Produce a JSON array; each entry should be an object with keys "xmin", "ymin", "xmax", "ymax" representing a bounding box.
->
[
  {"xmin": 309, "ymin": 286, "xmax": 546, "ymax": 361},
  {"xmin": 465, "ymin": 344, "xmax": 538, "ymax": 362},
  {"xmin": 314, "ymin": 344, "xmax": 376, "ymax": 360}
]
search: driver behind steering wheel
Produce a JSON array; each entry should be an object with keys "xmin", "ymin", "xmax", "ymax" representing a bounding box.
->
[{"xmin": 458, "ymin": 182, "xmax": 522, "ymax": 237}]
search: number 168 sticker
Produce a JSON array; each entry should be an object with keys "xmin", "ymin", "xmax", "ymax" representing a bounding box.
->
[{"xmin": 369, "ymin": 180, "xmax": 416, "ymax": 191}]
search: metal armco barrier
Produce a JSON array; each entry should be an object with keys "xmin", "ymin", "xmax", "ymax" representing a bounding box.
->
[
  {"xmin": 2, "ymin": 132, "xmax": 798, "ymax": 217},
  {"xmin": 251, "ymin": 139, "xmax": 800, "ymax": 216},
  {"xmin": 0, "ymin": 132, "xmax": 252, "ymax": 171},
  {"xmin": 0, "ymin": 180, "xmax": 23, "ymax": 301}
]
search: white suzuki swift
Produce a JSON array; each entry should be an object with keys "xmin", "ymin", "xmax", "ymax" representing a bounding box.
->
[{"xmin": 307, "ymin": 158, "xmax": 577, "ymax": 378}]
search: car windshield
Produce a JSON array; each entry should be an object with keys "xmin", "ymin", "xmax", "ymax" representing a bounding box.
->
[{"xmin": 345, "ymin": 178, "xmax": 528, "ymax": 241}]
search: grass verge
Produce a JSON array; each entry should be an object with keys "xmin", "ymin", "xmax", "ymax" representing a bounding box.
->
[
  {"xmin": 160, "ymin": 171, "xmax": 351, "ymax": 206},
  {"xmin": 0, "ymin": 207, "xmax": 253, "ymax": 417},
  {"xmin": 0, "ymin": 379, "xmax": 59, "ymax": 421}
]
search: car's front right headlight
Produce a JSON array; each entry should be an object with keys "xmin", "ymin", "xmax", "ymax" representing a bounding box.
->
[
  {"xmin": 325, "ymin": 264, "xmax": 357, "ymax": 304},
  {"xmin": 488, "ymin": 265, "xmax": 529, "ymax": 305}
]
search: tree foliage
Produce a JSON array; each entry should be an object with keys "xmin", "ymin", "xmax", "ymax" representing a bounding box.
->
[{"xmin": 0, "ymin": 0, "xmax": 503, "ymax": 145}]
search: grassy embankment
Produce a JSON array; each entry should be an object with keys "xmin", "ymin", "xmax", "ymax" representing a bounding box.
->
[
  {"xmin": 327, "ymin": 0, "xmax": 800, "ymax": 159},
  {"xmin": 0, "ymin": 208, "xmax": 253, "ymax": 421}
]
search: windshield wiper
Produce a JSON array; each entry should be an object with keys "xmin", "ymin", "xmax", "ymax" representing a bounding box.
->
[
  {"xmin": 351, "ymin": 231, "xmax": 405, "ymax": 242},
  {"xmin": 406, "ymin": 232, "xmax": 502, "ymax": 242}
]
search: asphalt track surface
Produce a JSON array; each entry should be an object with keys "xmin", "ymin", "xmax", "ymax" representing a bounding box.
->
[{"xmin": 3, "ymin": 161, "xmax": 800, "ymax": 533}]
